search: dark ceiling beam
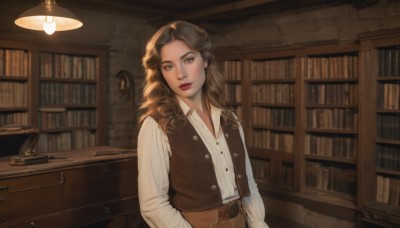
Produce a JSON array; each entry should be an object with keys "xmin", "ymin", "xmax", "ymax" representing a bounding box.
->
[{"xmin": 179, "ymin": 0, "xmax": 278, "ymax": 20}]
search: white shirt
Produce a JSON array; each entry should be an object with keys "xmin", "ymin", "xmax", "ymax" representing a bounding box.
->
[{"xmin": 137, "ymin": 97, "xmax": 269, "ymax": 228}]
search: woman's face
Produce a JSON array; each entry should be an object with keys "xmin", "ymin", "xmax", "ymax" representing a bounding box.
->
[{"xmin": 160, "ymin": 40, "xmax": 208, "ymax": 104}]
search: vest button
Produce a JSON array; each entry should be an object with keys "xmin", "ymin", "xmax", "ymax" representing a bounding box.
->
[
  {"xmin": 233, "ymin": 153, "xmax": 238, "ymax": 157},
  {"xmin": 237, "ymin": 174, "xmax": 243, "ymax": 179},
  {"xmin": 193, "ymin": 135, "xmax": 198, "ymax": 141},
  {"xmin": 205, "ymin": 154, "xmax": 210, "ymax": 159},
  {"xmin": 211, "ymin": 185, "xmax": 217, "ymax": 190},
  {"xmin": 225, "ymin": 133, "xmax": 229, "ymax": 138}
]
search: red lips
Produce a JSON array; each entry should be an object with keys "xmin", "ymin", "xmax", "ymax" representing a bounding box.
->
[{"xmin": 179, "ymin": 83, "xmax": 192, "ymax": 90}]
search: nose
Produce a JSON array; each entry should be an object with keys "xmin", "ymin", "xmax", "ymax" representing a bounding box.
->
[{"xmin": 175, "ymin": 63, "xmax": 187, "ymax": 80}]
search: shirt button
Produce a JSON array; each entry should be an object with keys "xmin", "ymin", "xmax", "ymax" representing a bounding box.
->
[
  {"xmin": 193, "ymin": 135, "xmax": 198, "ymax": 141},
  {"xmin": 216, "ymin": 142, "xmax": 219, "ymax": 145},
  {"xmin": 225, "ymin": 168, "xmax": 228, "ymax": 172},
  {"xmin": 220, "ymin": 151, "xmax": 223, "ymax": 154},
  {"xmin": 211, "ymin": 185, "xmax": 217, "ymax": 190},
  {"xmin": 237, "ymin": 174, "xmax": 243, "ymax": 179},
  {"xmin": 205, "ymin": 154, "xmax": 210, "ymax": 159}
]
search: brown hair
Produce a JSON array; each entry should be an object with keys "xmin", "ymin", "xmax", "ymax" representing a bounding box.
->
[{"xmin": 139, "ymin": 20, "xmax": 237, "ymax": 133}]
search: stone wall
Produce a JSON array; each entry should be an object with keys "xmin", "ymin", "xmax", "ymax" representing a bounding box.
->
[
  {"xmin": 209, "ymin": 1, "xmax": 400, "ymax": 49},
  {"xmin": 1, "ymin": 1, "xmax": 400, "ymax": 226}
]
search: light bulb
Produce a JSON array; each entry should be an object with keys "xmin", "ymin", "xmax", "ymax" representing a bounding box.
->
[{"xmin": 43, "ymin": 16, "xmax": 56, "ymax": 35}]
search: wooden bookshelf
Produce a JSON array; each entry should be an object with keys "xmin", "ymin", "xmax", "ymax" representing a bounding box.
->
[
  {"xmin": 215, "ymin": 36, "xmax": 399, "ymax": 222},
  {"xmin": 219, "ymin": 60, "xmax": 243, "ymax": 119},
  {"xmin": 0, "ymin": 39, "xmax": 107, "ymax": 155}
]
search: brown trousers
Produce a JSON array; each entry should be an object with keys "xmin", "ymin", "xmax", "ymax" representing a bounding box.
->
[{"xmin": 181, "ymin": 203, "xmax": 246, "ymax": 228}]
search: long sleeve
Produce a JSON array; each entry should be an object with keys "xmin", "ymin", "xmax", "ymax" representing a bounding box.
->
[
  {"xmin": 137, "ymin": 117, "xmax": 191, "ymax": 228},
  {"xmin": 238, "ymin": 123, "xmax": 270, "ymax": 228}
]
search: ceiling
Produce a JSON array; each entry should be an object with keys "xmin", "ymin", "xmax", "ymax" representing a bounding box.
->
[
  {"xmin": 58, "ymin": 0, "xmax": 378, "ymax": 25},
  {"xmin": 9, "ymin": 0, "xmax": 378, "ymax": 28}
]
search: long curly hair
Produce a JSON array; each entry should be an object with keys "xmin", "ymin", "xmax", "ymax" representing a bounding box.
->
[{"xmin": 139, "ymin": 20, "xmax": 238, "ymax": 133}]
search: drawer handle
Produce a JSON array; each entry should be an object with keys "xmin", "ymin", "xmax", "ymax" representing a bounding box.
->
[
  {"xmin": 104, "ymin": 206, "xmax": 111, "ymax": 215},
  {"xmin": 0, "ymin": 186, "xmax": 8, "ymax": 191},
  {"xmin": 102, "ymin": 165, "xmax": 111, "ymax": 174},
  {"xmin": 58, "ymin": 172, "xmax": 65, "ymax": 184},
  {"xmin": 0, "ymin": 196, "xmax": 4, "ymax": 203}
]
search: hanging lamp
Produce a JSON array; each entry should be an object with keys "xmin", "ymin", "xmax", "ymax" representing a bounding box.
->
[{"xmin": 15, "ymin": 0, "xmax": 83, "ymax": 35}]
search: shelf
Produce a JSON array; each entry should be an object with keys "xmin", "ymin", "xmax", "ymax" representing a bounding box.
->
[
  {"xmin": 252, "ymin": 103, "xmax": 295, "ymax": 108},
  {"xmin": 39, "ymin": 78, "xmax": 97, "ymax": 84},
  {"xmin": 304, "ymin": 155, "xmax": 357, "ymax": 164},
  {"xmin": 376, "ymin": 167, "xmax": 400, "ymax": 176},
  {"xmin": 305, "ymin": 128, "xmax": 357, "ymax": 134},
  {"xmin": 40, "ymin": 127, "xmax": 97, "ymax": 133},
  {"xmin": 0, "ymin": 76, "xmax": 28, "ymax": 81},
  {"xmin": 305, "ymin": 78, "xmax": 358, "ymax": 83},
  {"xmin": 248, "ymin": 147, "xmax": 293, "ymax": 161},
  {"xmin": 252, "ymin": 124, "xmax": 294, "ymax": 132},
  {"xmin": 306, "ymin": 104, "xmax": 358, "ymax": 108},
  {"xmin": 252, "ymin": 79, "xmax": 295, "ymax": 84},
  {"xmin": 376, "ymin": 138, "xmax": 400, "ymax": 145}
]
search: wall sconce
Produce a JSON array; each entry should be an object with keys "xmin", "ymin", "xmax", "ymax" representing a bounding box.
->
[
  {"xmin": 14, "ymin": 0, "xmax": 83, "ymax": 35},
  {"xmin": 116, "ymin": 70, "xmax": 133, "ymax": 100}
]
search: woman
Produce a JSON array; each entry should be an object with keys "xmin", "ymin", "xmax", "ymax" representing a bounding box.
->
[{"xmin": 137, "ymin": 20, "xmax": 269, "ymax": 228}]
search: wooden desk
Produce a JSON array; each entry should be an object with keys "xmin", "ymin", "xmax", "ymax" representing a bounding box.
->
[{"xmin": 0, "ymin": 147, "xmax": 142, "ymax": 228}]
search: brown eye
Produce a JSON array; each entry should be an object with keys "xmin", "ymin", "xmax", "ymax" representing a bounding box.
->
[{"xmin": 184, "ymin": 57, "xmax": 195, "ymax": 64}]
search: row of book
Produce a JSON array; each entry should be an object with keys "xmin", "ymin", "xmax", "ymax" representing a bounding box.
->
[
  {"xmin": 378, "ymin": 82, "xmax": 400, "ymax": 110},
  {"xmin": 306, "ymin": 108, "xmax": 358, "ymax": 130},
  {"xmin": 0, "ymin": 81, "xmax": 27, "ymax": 107},
  {"xmin": 250, "ymin": 129, "xmax": 294, "ymax": 153},
  {"xmin": 377, "ymin": 114, "xmax": 400, "ymax": 140},
  {"xmin": 250, "ymin": 158, "xmax": 271, "ymax": 180},
  {"xmin": 306, "ymin": 83, "xmax": 358, "ymax": 105},
  {"xmin": 39, "ymin": 82, "xmax": 96, "ymax": 105},
  {"xmin": 37, "ymin": 130, "xmax": 96, "ymax": 152},
  {"xmin": 306, "ymin": 55, "xmax": 358, "ymax": 80},
  {"xmin": 225, "ymin": 84, "xmax": 241, "ymax": 103},
  {"xmin": 250, "ymin": 58, "xmax": 294, "ymax": 80},
  {"xmin": 305, "ymin": 162, "xmax": 357, "ymax": 196},
  {"xmin": 376, "ymin": 174, "xmax": 400, "ymax": 206},
  {"xmin": 252, "ymin": 83, "xmax": 295, "ymax": 104},
  {"xmin": 0, "ymin": 111, "xmax": 28, "ymax": 126},
  {"xmin": 229, "ymin": 106, "xmax": 242, "ymax": 120},
  {"xmin": 250, "ymin": 159, "xmax": 294, "ymax": 186},
  {"xmin": 38, "ymin": 109, "xmax": 96, "ymax": 129},
  {"xmin": 0, "ymin": 49, "xmax": 29, "ymax": 77},
  {"xmin": 281, "ymin": 164, "xmax": 294, "ymax": 186},
  {"xmin": 304, "ymin": 134, "xmax": 357, "ymax": 159},
  {"xmin": 252, "ymin": 107, "xmax": 295, "ymax": 127},
  {"xmin": 376, "ymin": 144, "xmax": 400, "ymax": 171},
  {"xmin": 378, "ymin": 47, "xmax": 400, "ymax": 77},
  {"xmin": 219, "ymin": 61, "xmax": 242, "ymax": 81},
  {"xmin": 40, "ymin": 53, "xmax": 98, "ymax": 80}
]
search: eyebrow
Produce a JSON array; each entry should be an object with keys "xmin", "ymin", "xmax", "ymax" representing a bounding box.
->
[{"xmin": 160, "ymin": 51, "xmax": 196, "ymax": 65}]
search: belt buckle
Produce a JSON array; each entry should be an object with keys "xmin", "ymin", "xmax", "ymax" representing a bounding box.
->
[{"xmin": 227, "ymin": 201, "xmax": 239, "ymax": 218}]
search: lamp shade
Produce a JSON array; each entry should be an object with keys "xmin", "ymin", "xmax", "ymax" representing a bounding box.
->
[{"xmin": 15, "ymin": 0, "xmax": 83, "ymax": 32}]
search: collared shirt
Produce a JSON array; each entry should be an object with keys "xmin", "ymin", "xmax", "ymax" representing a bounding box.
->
[{"xmin": 137, "ymin": 97, "xmax": 269, "ymax": 228}]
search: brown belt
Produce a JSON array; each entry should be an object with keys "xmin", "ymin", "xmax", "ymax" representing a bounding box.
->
[{"xmin": 218, "ymin": 200, "xmax": 240, "ymax": 220}]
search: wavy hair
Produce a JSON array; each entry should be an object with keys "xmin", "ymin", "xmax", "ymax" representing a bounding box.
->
[{"xmin": 139, "ymin": 21, "xmax": 238, "ymax": 133}]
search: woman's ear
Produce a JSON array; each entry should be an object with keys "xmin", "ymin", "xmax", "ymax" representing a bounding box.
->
[{"xmin": 204, "ymin": 60, "xmax": 208, "ymax": 68}]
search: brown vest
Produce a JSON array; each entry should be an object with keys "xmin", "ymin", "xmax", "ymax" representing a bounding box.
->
[{"xmin": 167, "ymin": 118, "xmax": 250, "ymax": 211}]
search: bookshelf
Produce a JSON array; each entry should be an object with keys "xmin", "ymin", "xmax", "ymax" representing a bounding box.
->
[
  {"xmin": 219, "ymin": 60, "xmax": 243, "ymax": 119},
  {"xmin": 0, "ymin": 39, "xmax": 107, "ymax": 154},
  {"xmin": 369, "ymin": 37, "xmax": 400, "ymax": 208},
  {"xmin": 216, "ymin": 40, "xmax": 383, "ymax": 221},
  {"xmin": 303, "ymin": 50, "xmax": 359, "ymax": 200},
  {"xmin": 0, "ymin": 46, "xmax": 30, "ymax": 128}
]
